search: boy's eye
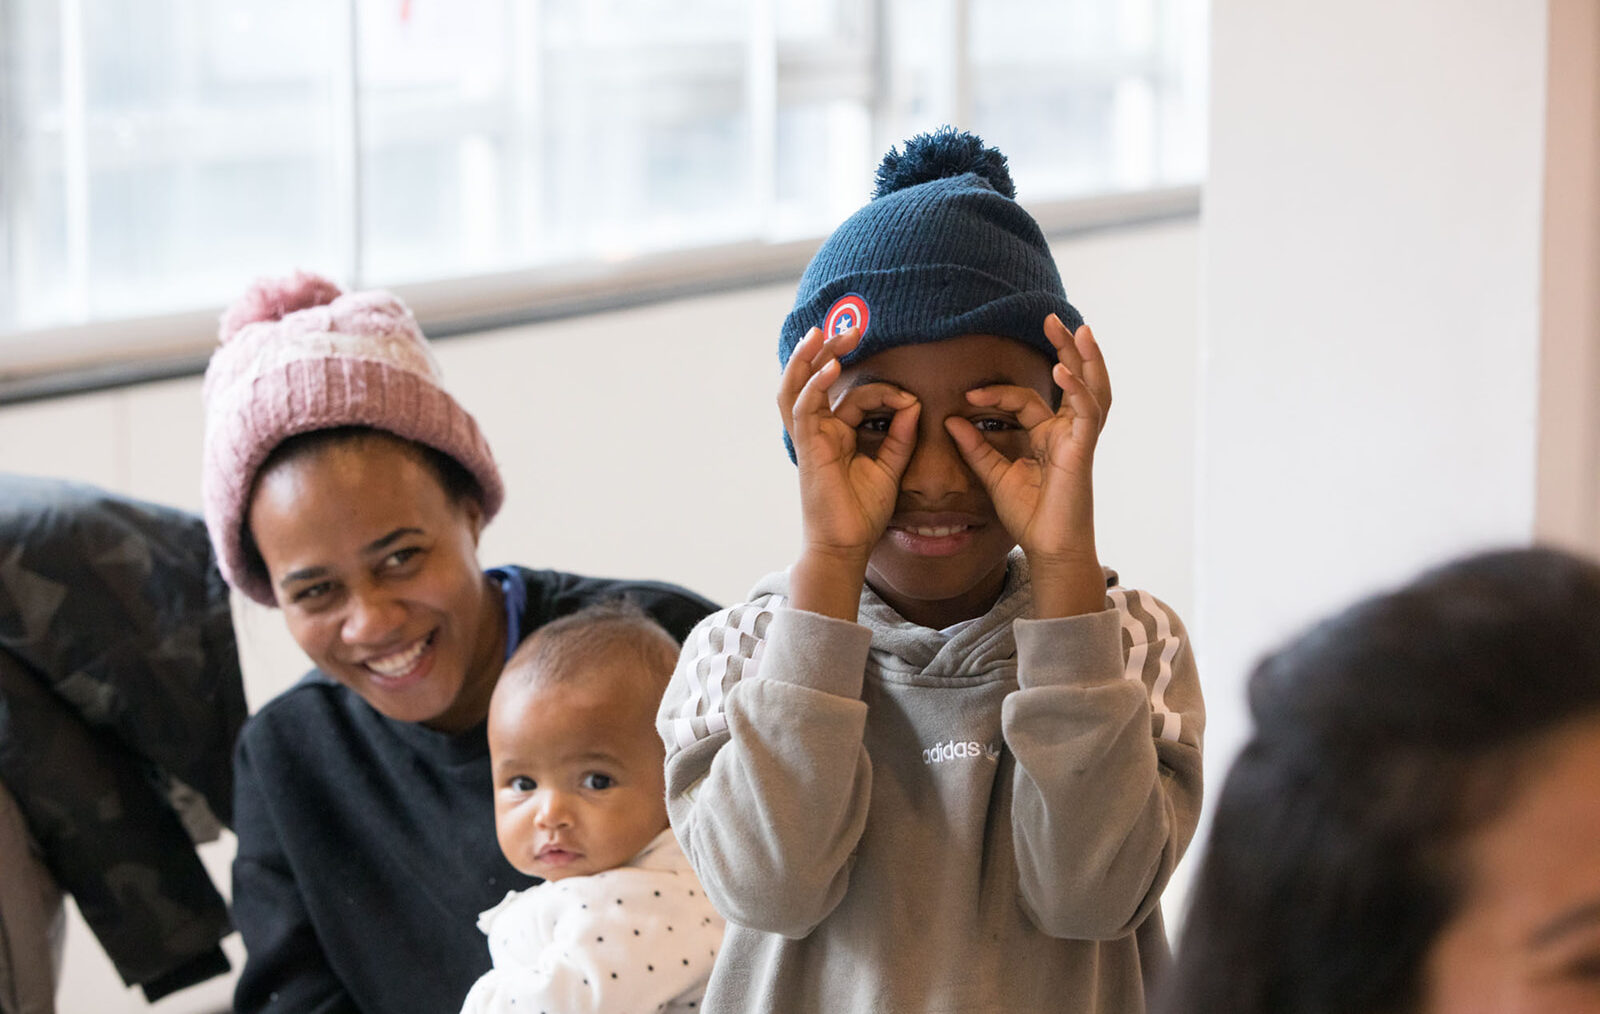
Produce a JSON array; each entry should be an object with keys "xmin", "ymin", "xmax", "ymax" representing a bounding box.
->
[
  {"xmin": 973, "ymin": 416, "xmax": 1020, "ymax": 433},
  {"xmin": 382, "ymin": 547, "xmax": 422, "ymax": 569},
  {"xmin": 581, "ymin": 772, "xmax": 614, "ymax": 791},
  {"xmin": 1558, "ymin": 949, "xmax": 1600, "ymax": 981},
  {"xmin": 856, "ymin": 415, "xmax": 892, "ymax": 435},
  {"xmin": 509, "ymin": 775, "xmax": 535, "ymax": 793}
]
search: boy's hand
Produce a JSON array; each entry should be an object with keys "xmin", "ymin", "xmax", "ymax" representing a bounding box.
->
[
  {"xmin": 780, "ymin": 326, "xmax": 920, "ymax": 620},
  {"xmin": 946, "ymin": 315, "xmax": 1110, "ymax": 619}
]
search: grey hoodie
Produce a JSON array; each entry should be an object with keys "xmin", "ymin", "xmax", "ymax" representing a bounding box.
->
[{"xmin": 658, "ymin": 554, "xmax": 1204, "ymax": 1013}]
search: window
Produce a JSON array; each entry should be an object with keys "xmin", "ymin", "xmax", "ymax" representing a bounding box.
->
[{"xmin": 0, "ymin": 0, "xmax": 1205, "ymax": 387}]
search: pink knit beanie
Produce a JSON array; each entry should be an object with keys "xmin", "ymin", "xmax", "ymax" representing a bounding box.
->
[{"xmin": 202, "ymin": 270, "xmax": 504, "ymax": 606}]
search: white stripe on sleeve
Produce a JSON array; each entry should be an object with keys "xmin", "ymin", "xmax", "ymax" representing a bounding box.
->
[
  {"xmin": 1106, "ymin": 588, "xmax": 1183, "ymax": 743},
  {"xmin": 670, "ymin": 596, "xmax": 784, "ymax": 747}
]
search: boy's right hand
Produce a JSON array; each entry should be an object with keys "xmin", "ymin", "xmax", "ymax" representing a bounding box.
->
[{"xmin": 780, "ymin": 326, "xmax": 920, "ymax": 620}]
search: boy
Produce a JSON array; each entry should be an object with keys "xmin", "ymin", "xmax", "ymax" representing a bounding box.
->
[
  {"xmin": 658, "ymin": 129, "xmax": 1204, "ymax": 1013},
  {"xmin": 462, "ymin": 602, "xmax": 723, "ymax": 1014}
]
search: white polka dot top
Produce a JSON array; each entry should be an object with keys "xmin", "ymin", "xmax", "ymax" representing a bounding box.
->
[{"xmin": 460, "ymin": 829, "xmax": 724, "ymax": 1014}]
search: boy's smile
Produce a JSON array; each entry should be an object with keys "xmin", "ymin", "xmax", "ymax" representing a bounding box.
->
[
  {"xmin": 883, "ymin": 510, "xmax": 990, "ymax": 556},
  {"xmin": 835, "ymin": 334, "xmax": 1057, "ymax": 629}
]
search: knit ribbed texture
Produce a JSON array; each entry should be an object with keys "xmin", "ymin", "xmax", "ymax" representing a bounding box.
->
[
  {"xmin": 779, "ymin": 170, "xmax": 1084, "ymax": 371},
  {"xmin": 201, "ymin": 273, "xmax": 503, "ymax": 606}
]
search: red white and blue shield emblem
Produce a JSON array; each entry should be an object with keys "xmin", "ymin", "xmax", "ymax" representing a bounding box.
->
[{"xmin": 822, "ymin": 293, "xmax": 870, "ymax": 339}]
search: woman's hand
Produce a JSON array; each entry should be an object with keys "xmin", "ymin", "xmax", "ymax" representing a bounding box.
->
[
  {"xmin": 945, "ymin": 315, "xmax": 1111, "ymax": 618},
  {"xmin": 779, "ymin": 326, "xmax": 920, "ymax": 620}
]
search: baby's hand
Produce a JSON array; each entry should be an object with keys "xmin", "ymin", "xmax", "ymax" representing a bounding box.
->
[
  {"xmin": 780, "ymin": 326, "xmax": 920, "ymax": 619},
  {"xmin": 945, "ymin": 315, "xmax": 1111, "ymax": 617}
]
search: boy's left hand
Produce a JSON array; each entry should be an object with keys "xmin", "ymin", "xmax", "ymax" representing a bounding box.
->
[{"xmin": 946, "ymin": 314, "xmax": 1111, "ymax": 618}]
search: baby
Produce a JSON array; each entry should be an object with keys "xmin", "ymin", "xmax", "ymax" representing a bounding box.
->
[{"xmin": 461, "ymin": 601, "xmax": 723, "ymax": 1014}]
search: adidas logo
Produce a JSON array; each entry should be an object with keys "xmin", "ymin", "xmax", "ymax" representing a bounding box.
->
[{"xmin": 921, "ymin": 739, "xmax": 1001, "ymax": 765}]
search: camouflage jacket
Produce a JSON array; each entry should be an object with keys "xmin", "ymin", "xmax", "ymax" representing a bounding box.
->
[{"xmin": 0, "ymin": 474, "xmax": 244, "ymax": 1000}]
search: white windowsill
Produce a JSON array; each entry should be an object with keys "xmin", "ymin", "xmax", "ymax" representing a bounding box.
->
[{"xmin": 0, "ymin": 184, "xmax": 1199, "ymax": 405}]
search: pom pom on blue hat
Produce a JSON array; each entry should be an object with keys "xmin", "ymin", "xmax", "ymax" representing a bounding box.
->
[
  {"xmin": 778, "ymin": 127, "xmax": 1084, "ymax": 459},
  {"xmin": 872, "ymin": 126, "xmax": 1017, "ymax": 200}
]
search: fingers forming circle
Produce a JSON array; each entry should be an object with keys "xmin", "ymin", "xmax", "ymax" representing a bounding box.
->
[
  {"xmin": 1072, "ymin": 324, "xmax": 1112, "ymax": 419},
  {"xmin": 1053, "ymin": 363, "xmax": 1105, "ymax": 437},
  {"xmin": 964, "ymin": 384, "xmax": 1058, "ymax": 432},
  {"xmin": 792, "ymin": 357, "xmax": 842, "ymax": 439},
  {"xmin": 830, "ymin": 380, "xmax": 916, "ymax": 429},
  {"xmin": 1046, "ymin": 313, "xmax": 1085, "ymax": 380}
]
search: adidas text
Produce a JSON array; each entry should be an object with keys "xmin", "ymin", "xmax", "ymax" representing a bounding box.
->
[{"xmin": 921, "ymin": 740, "xmax": 996, "ymax": 765}]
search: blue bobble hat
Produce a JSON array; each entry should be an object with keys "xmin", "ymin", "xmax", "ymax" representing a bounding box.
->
[{"xmin": 779, "ymin": 127, "xmax": 1084, "ymax": 373}]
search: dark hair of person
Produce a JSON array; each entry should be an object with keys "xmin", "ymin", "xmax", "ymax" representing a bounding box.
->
[
  {"xmin": 1157, "ymin": 546, "xmax": 1600, "ymax": 1014},
  {"xmin": 240, "ymin": 426, "xmax": 483, "ymax": 589},
  {"xmin": 501, "ymin": 599, "xmax": 680, "ymax": 698}
]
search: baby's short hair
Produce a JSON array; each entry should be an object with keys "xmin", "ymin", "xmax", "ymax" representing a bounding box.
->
[{"xmin": 501, "ymin": 599, "xmax": 679, "ymax": 699}]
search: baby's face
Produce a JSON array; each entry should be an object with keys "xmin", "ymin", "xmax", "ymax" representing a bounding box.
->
[{"xmin": 488, "ymin": 662, "xmax": 669, "ymax": 881}]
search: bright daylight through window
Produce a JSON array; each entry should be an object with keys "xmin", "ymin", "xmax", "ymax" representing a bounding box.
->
[{"xmin": 0, "ymin": 0, "xmax": 1205, "ymax": 385}]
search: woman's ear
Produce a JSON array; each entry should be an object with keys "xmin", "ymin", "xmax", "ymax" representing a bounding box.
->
[{"xmin": 461, "ymin": 497, "xmax": 486, "ymax": 547}]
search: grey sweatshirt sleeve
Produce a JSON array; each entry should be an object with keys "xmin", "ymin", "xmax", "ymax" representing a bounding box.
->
[
  {"xmin": 1002, "ymin": 587, "xmax": 1205, "ymax": 940},
  {"xmin": 658, "ymin": 598, "xmax": 875, "ymax": 938}
]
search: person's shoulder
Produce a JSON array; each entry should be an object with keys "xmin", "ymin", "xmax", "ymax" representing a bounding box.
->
[
  {"xmin": 509, "ymin": 565, "xmax": 718, "ymax": 611},
  {"xmin": 236, "ymin": 669, "xmax": 352, "ymax": 752},
  {"xmin": 506, "ymin": 566, "xmax": 720, "ymax": 642},
  {"xmin": 677, "ymin": 578, "xmax": 792, "ymax": 643},
  {"xmin": 476, "ymin": 888, "xmax": 530, "ymax": 934},
  {"xmin": 0, "ymin": 473, "xmax": 205, "ymax": 535}
]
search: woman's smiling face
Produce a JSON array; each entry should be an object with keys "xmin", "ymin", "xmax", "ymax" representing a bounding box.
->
[
  {"xmin": 247, "ymin": 432, "xmax": 503, "ymax": 732},
  {"xmin": 837, "ymin": 334, "xmax": 1056, "ymax": 629}
]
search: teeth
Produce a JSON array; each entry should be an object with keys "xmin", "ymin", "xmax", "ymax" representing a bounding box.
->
[
  {"xmin": 906, "ymin": 525, "xmax": 965, "ymax": 537},
  {"xmin": 365, "ymin": 636, "xmax": 430, "ymax": 677}
]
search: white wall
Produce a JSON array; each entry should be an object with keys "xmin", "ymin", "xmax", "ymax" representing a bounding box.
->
[
  {"xmin": 1196, "ymin": 0, "xmax": 1560, "ymax": 823},
  {"xmin": 0, "ymin": 219, "xmax": 1199, "ymax": 1012}
]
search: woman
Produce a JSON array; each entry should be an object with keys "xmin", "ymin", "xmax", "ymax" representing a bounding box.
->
[
  {"xmin": 202, "ymin": 272, "xmax": 716, "ymax": 1013},
  {"xmin": 1158, "ymin": 547, "xmax": 1600, "ymax": 1014}
]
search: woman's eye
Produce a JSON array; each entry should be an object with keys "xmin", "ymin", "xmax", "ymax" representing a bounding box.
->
[
  {"xmin": 292, "ymin": 581, "xmax": 334, "ymax": 604},
  {"xmin": 509, "ymin": 775, "xmax": 535, "ymax": 793},
  {"xmin": 581, "ymin": 773, "xmax": 615, "ymax": 791}
]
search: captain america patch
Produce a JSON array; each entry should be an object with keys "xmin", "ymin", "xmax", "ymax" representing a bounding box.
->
[{"xmin": 822, "ymin": 293, "xmax": 870, "ymax": 339}]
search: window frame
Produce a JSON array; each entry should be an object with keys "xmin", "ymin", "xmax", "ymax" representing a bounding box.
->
[
  {"xmin": 0, "ymin": 0, "xmax": 1205, "ymax": 403},
  {"xmin": 0, "ymin": 183, "xmax": 1199, "ymax": 405}
]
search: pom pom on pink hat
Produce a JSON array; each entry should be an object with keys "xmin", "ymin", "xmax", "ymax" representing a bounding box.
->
[{"xmin": 202, "ymin": 270, "xmax": 504, "ymax": 606}]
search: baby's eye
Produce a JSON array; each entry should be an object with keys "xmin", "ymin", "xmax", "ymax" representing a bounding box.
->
[
  {"xmin": 581, "ymin": 772, "xmax": 615, "ymax": 791},
  {"xmin": 509, "ymin": 775, "xmax": 536, "ymax": 793}
]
